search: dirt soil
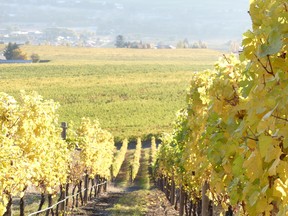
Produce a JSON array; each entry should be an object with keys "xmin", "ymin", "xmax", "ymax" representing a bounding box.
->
[
  {"xmin": 72, "ymin": 145, "xmax": 178, "ymax": 215},
  {"xmin": 145, "ymin": 187, "xmax": 179, "ymax": 216},
  {"xmin": 72, "ymin": 153, "xmax": 178, "ymax": 215},
  {"xmin": 73, "ymin": 185, "xmax": 178, "ymax": 216}
]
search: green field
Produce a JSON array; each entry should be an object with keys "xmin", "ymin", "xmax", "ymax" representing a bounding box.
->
[{"xmin": 0, "ymin": 45, "xmax": 221, "ymax": 140}]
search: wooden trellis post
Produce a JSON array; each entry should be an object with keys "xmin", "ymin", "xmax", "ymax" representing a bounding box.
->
[
  {"xmin": 60, "ymin": 122, "xmax": 68, "ymax": 215},
  {"xmin": 202, "ymin": 181, "xmax": 210, "ymax": 216}
]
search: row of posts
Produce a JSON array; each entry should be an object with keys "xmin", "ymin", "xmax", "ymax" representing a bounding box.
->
[
  {"xmin": 156, "ymin": 175, "xmax": 233, "ymax": 216},
  {"xmin": 40, "ymin": 122, "xmax": 108, "ymax": 215}
]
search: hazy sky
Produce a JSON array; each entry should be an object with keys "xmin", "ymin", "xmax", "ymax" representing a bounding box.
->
[{"xmin": 1, "ymin": 0, "xmax": 252, "ymax": 43}]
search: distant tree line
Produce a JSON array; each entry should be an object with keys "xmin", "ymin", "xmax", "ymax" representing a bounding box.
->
[
  {"xmin": 115, "ymin": 35, "xmax": 153, "ymax": 49},
  {"xmin": 176, "ymin": 38, "xmax": 207, "ymax": 49},
  {"xmin": 115, "ymin": 35, "xmax": 207, "ymax": 49}
]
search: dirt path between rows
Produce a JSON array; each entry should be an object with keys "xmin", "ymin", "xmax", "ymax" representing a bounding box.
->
[
  {"xmin": 77, "ymin": 185, "xmax": 179, "ymax": 216},
  {"xmin": 74, "ymin": 147, "xmax": 178, "ymax": 216},
  {"xmin": 76, "ymin": 185, "xmax": 125, "ymax": 216}
]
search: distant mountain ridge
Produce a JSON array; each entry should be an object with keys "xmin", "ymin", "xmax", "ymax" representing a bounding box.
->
[{"xmin": 1, "ymin": 0, "xmax": 251, "ymax": 43}]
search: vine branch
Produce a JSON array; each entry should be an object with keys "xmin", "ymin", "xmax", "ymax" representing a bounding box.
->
[
  {"xmin": 223, "ymin": 54, "xmax": 231, "ymax": 64},
  {"xmin": 243, "ymin": 136, "xmax": 259, "ymax": 142},
  {"xmin": 248, "ymin": 126, "xmax": 257, "ymax": 139},
  {"xmin": 254, "ymin": 54, "xmax": 275, "ymax": 77},
  {"xmin": 284, "ymin": 3, "xmax": 288, "ymax": 12},
  {"xmin": 267, "ymin": 55, "xmax": 274, "ymax": 75},
  {"xmin": 272, "ymin": 114, "xmax": 288, "ymax": 122}
]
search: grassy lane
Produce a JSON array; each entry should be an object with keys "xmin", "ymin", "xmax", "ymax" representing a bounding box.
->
[
  {"xmin": 113, "ymin": 149, "xmax": 134, "ymax": 188},
  {"xmin": 107, "ymin": 148, "xmax": 178, "ymax": 215},
  {"xmin": 107, "ymin": 148, "xmax": 150, "ymax": 215},
  {"xmin": 72, "ymin": 140, "xmax": 179, "ymax": 216},
  {"xmin": 132, "ymin": 149, "xmax": 150, "ymax": 190}
]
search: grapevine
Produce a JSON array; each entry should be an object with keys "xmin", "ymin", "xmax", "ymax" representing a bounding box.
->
[
  {"xmin": 131, "ymin": 138, "xmax": 142, "ymax": 181},
  {"xmin": 112, "ymin": 138, "xmax": 128, "ymax": 179},
  {"xmin": 156, "ymin": 1, "xmax": 288, "ymax": 215},
  {"xmin": 0, "ymin": 92, "xmax": 115, "ymax": 215},
  {"xmin": 150, "ymin": 136, "xmax": 157, "ymax": 166}
]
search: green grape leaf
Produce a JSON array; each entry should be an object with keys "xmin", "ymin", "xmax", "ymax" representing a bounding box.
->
[
  {"xmin": 265, "ymin": 143, "xmax": 282, "ymax": 163},
  {"xmin": 259, "ymin": 136, "xmax": 272, "ymax": 158},
  {"xmin": 259, "ymin": 30, "xmax": 282, "ymax": 57},
  {"xmin": 273, "ymin": 179, "xmax": 287, "ymax": 199},
  {"xmin": 284, "ymin": 138, "xmax": 288, "ymax": 149},
  {"xmin": 240, "ymin": 79, "xmax": 254, "ymax": 98},
  {"xmin": 243, "ymin": 151, "xmax": 262, "ymax": 181},
  {"xmin": 262, "ymin": 103, "xmax": 278, "ymax": 121},
  {"xmin": 249, "ymin": 191, "xmax": 260, "ymax": 206},
  {"xmin": 232, "ymin": 155, "xmax": 244, "ymax": 176},
  {"xmin": 268, "ymin": 158, "xmax": 280, "ymax": 176},
  {"xmin": 256, "ymin": 197, "xmax": 273, "ymax": 214}
]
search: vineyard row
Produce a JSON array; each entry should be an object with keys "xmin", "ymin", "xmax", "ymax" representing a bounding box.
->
[{"xmin": 154, "ymin": 1, "xmax": 288, "ymax": 215}]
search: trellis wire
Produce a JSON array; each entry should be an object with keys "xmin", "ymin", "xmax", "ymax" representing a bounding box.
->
[{"xmin": 28, "ymin": 181, "xmax": 107, "ymax": 216}]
